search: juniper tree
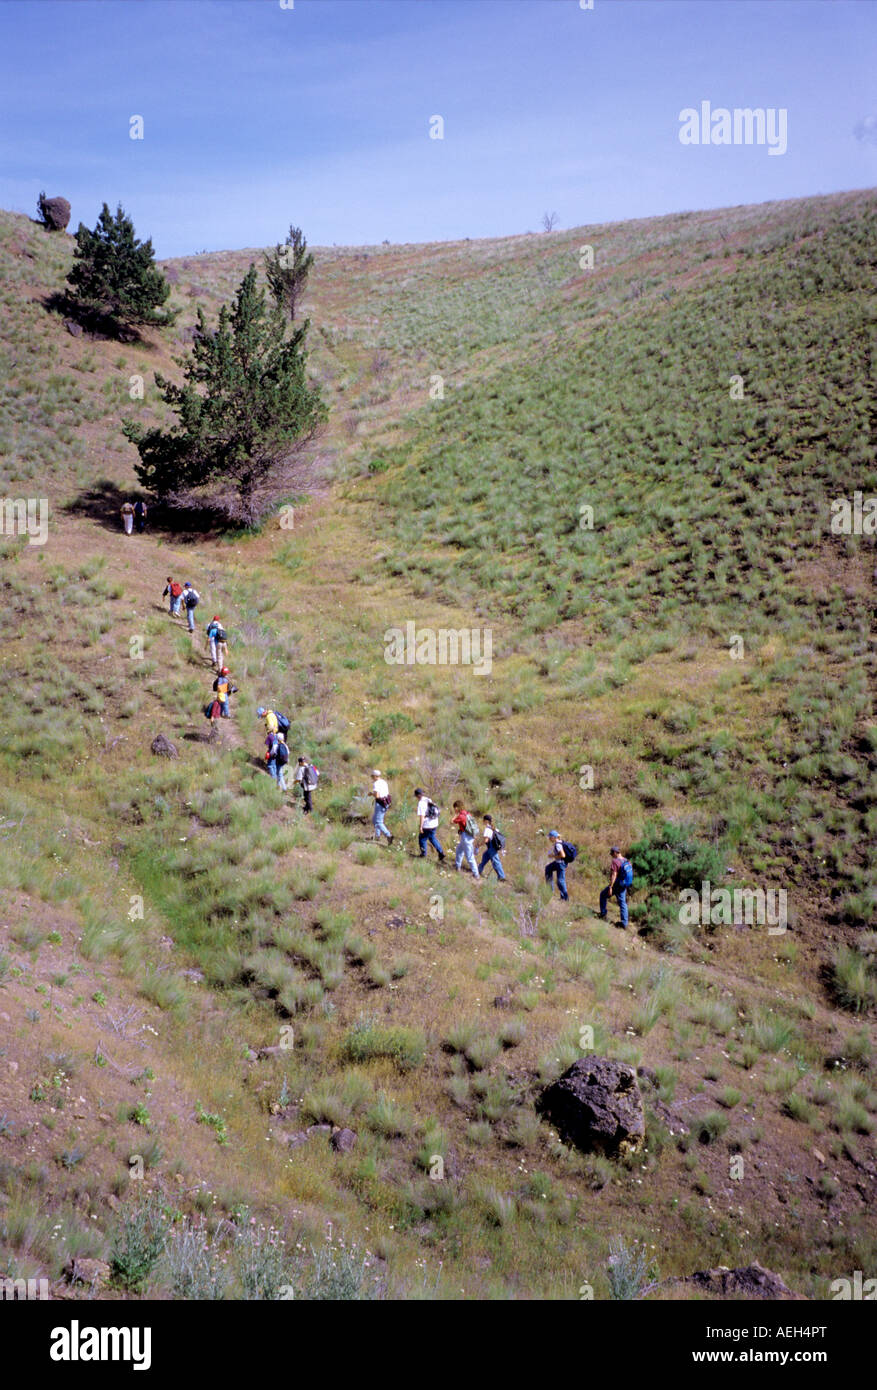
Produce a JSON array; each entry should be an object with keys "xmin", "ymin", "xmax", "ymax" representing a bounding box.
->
[
  {"xmin": 123, "ymin": 265, "xmax": 327, "ymax": 525},
  {"xmin": 64, "ymin": 203, "xmax": 175, "ymax": 336},
  {"xmin": 264, "ymin": 225, "xmax": 314, "ymax": 322}
]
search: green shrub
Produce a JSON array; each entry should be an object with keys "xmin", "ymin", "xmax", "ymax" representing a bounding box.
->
[{"xmin": 341, "ymin": 1017, "xmax": 426, "ymax": 1071}]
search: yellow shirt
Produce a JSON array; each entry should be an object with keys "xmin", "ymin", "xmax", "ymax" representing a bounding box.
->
[{"xmin": 264, "ymin": 710, "xmax": 279, "ymax": 735}]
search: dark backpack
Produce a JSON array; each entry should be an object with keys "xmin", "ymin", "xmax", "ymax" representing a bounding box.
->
[
  {"xmin": 562, "ymin": 840, "xmax": 578, "ymax": 862},
  {"xmin": 214, "ymin": 626, "xmax": 227, "ymax": 643},
  {"xmin": 425, "ymin": 799, "xmax": 440, "ymax": 822},
  {"xmin": 618, "ymin": 857, "xmax": 634, "ymax": 889},
  {"xmin": 185, "ymin": 589, "xmax": 200, "ymax": 608},
  {"xmin": 275, "ymin": 740, "xmax": 290, "ymax": 766},
  {"xmin": 491, "ymin": 827, "xmax": 506, "ymax": 852},
  {"xmin": 378, "ymin": 793, "xmax": 392, "ymax": 809},
  {"xmin": 274, "ymin": 711, "xmax": 291, "ymax": 737}
]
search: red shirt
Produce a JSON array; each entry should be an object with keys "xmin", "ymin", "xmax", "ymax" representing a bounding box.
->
[{"xmin": 451, "ymin": 809, "xmax": 469, "ymax": 832}]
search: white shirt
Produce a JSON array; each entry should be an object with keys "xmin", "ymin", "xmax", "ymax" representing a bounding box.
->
[
  {"xmin": 417, "ymin": 796, "xmax": 438, "ymax": 829},
  {"xmin": 373, "ymin": 777, "xmax": 389, "ymax": 800},
  {"xmin": 483, "ymin": 826, "xmax": 494, "ymax": 843}
]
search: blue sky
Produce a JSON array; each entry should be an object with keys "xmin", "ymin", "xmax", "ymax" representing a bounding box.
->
[{"xmin": 1, "ymin": 0, "xmax": 875, "ymax": 257}]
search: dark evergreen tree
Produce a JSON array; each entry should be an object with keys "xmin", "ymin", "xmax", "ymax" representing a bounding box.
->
[
  {"xmin": 263, "ymin": 224, "xmax": 314, "ymax": 322},
  {"xmin": 65, "ymin": 203, "xmax": 175, "ymax": 336},
  {"xmin": 123, "ymin": 265, "xmax": 327, "ymax": 525}
]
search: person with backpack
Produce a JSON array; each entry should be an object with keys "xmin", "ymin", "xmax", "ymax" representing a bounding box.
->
[
  {"xmin": 266, "ymin": 732, "xmax": 289, "ymax": 791},
  {"xmin": 451, "ymin": 801, "xmax": 481, "ymax": 878},
  {"xmin": 478, "ymin": 814, "xmax": 507, "ymax": 881},
  {"xmin": 545, "ymin": 830, "xmax": 577, "ymax": 901},
  {"xmin": 134, "ymin": 499, "xmax": 147, "ymax": 533},
  {"xmin": 162, "ymin": 576, "xmax": 183, "ymax": 616},
  {"xmin": 371, "ymin": 769, "xmax": 393, "ymax": 845},
  {"xmin": 212, "ymin": 667, "xmax": 237, "ymax": 720},
  {"xmin": 414, "ymin": 788, "xmax": 444, "ymax": 862},
  {"xmin": 214, "ymin": 621, "xmax": 229, "ymax": 670},
  {"xmin": 182, "ymin": 582, "xmax": 200, "ymax": 632},
  {"xmin": 121, "ymin": 500, "xmax": 135, "ymax": 534},
  {"xmin": 599, "ymin": 846, "xmax": 633, "ymax": 929},
  {"xmin": 257, "ymin": 706, "xmax": 291, "ymax": 742},
  {"xmin": 205, "ymin": 616, "xmax": 222, "ymax": 667},
  {"xmin": 296, "ymin": 756, "xmax": 319, "ymax": 814}
]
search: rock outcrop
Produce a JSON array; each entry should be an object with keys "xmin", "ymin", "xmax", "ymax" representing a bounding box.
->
[
  {"xmin": 537, "ymin": 1055, "xmax": 645, "ymax": 1157},
  {"xmin": 38, "ymin": 194, "xmax": 71, "ymax": 232}
]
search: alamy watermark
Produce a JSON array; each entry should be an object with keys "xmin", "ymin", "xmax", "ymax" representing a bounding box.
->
[
  {"xmin": 830, "ymin": 491, "xmax": 877, "ymax": 535},
  {"xmin": 678, "ymin": 101, "xmax": 788, "ymax": 156},
  {"xmin": 1, "ymin": 497, "xmax": 49, "ymax": 546},
  {"xmin": 1, "ymin": 1276, "xmax": 49, "ymax": 1300},
  {"xmin": 383, "ymin": 621, "xmax": 492, "ymax": 676},
  {"xmin": 678, "ymin": 880, "xmax": 787, "ymax": 934}
]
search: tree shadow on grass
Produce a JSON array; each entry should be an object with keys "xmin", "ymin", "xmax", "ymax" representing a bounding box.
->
[
  {"xmin": 41, "ymin": 291, "xmax": 145, "ymax": 344},
  {"xmin": 64, "ymin": 478, "xmax": 232, "ymax": 544}
]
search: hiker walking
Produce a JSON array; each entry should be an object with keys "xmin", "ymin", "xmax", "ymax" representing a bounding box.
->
[
  {"xmin": 256, "ymin": 706, "xmax": 291, "ymax": 741},
  {"xmin": 212, "ymin": 667, "xmax": 237, "ymax": 720},
  {"xmin": 451, "ymin": 800, "xmax": 480, "ymax": 877},
  {"xmin": 478, "ymin": 814, "xmax": 506, "ymax": 881},
  {"xmin": 414, "ymin": 788, "xmax": 444, "ymax": 862},
  {"xmin": 163, "ymin": 576, "xmax": 183, "ymax": 617},
  {"xmin": 182, "ymin": 582, "xmax": 201, "ymax": 632},
  {"xmin": 545, "ymin": 830, "xmax": 577, "ymax": 901},
  {"xmin": 371, "ymin": 769, "xmax": 393, "ymax": 845},
  {"xmin": 213, "ymin": 621, "xmax": 229, "ymax": 669},
  {"xmin": 205, "ymin": 615, "xmax": 222, "ymax": 667},
  {"xmin": 134, "ymin": 499, "xmax": 147, "ymax": 533},
  {"xmin": 599, "ymin": 846, "xmax": 633, "ymax": 929},
  {"xmin": 121, "ymin": 501, "xmax": 135, "ymax": 535},
  {"xmin": 296, "ymin": 756, "xmax": 319, "ymax": 814},
  {"xmin": 258, "ymin": 705, "xmax": 279, "ymax": 735},
  {"xmin": 265, "ymin": 731, "xmax": 289, "ymax": 791}
]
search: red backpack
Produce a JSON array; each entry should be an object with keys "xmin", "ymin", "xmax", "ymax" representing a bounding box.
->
[{"xmin": 170, "ymin": 581, "xmax": 183, "ymax": 597}]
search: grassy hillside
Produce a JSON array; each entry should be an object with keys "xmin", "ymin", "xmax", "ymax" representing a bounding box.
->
[{"xmin": 0, "ymin": 191, "xmax": 875, "ymax": 1301}]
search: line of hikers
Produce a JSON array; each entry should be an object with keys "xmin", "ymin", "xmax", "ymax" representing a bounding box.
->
[
  {"xmin": 156, "ymin": 576, "xmax": 633, "ymax": 920},
  {"xmin": 257, "ymin": 706, "xmax": 320, "ymax": 812},
  {"xmin": 370, "ymin": 773, "xmax": 634, "ymax": 921}
]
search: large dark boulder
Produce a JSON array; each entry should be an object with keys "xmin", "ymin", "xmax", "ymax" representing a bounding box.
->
[
  {"xmin": 537, "ymin": 1055, "xmax": 645, "ymax": 1157},
  {"xmin": 150, "ymin": 733, "xmax": 178, "ymax": 759},
  {"xmin": 38, "ymin": 194, "xmax": 71, "ymax": 232}
]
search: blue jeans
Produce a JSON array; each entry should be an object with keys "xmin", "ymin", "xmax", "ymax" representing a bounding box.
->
[
  {"xmin": 545, "ymin": 861, "xmax": 568, "ymax": 899},
  {"xmin": 267, "ymin": 759, "xmax": 288, "ymax": 789},
  {"xmin": 186, "ymin": 604, "xmax": 195, "ymax": 630},
  {"xmin": 419, "ymin": 827, "xmax": 443, "ymax": 858},
  {"xmin": 219, "ymin": 698, "xmax": 230, "ymax": 718},
  {"xmin": 600, "ymin": 883, "xmax": 628, "ymax": 926},
  {"xmin": 455, "ymin": 832, "xmax": 480, "ymax": 875},
  {"xmin": 373, "ymin": 803, "xmax": 391, "ymax": 841},
  {"xmin": 478, "ymin": 847, "xmax": 505, "ymax": 881}
]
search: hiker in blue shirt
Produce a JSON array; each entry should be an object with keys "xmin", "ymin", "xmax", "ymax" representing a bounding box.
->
[
  {"xmin": 599, "ymin": 846, "xmax": 632, "ymax": 928},
  {"xmin": 545, "ymin": 830, "xmax": 573, "ymax": 901},
  {"xmin": 205, "ymin": 616, "xmax": 222, "ymax": 667}
]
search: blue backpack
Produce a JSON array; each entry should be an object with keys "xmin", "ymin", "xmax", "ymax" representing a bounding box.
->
[{"xmin": 618, "ymin": 857, "xmax": 634, "ymax": 889}]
